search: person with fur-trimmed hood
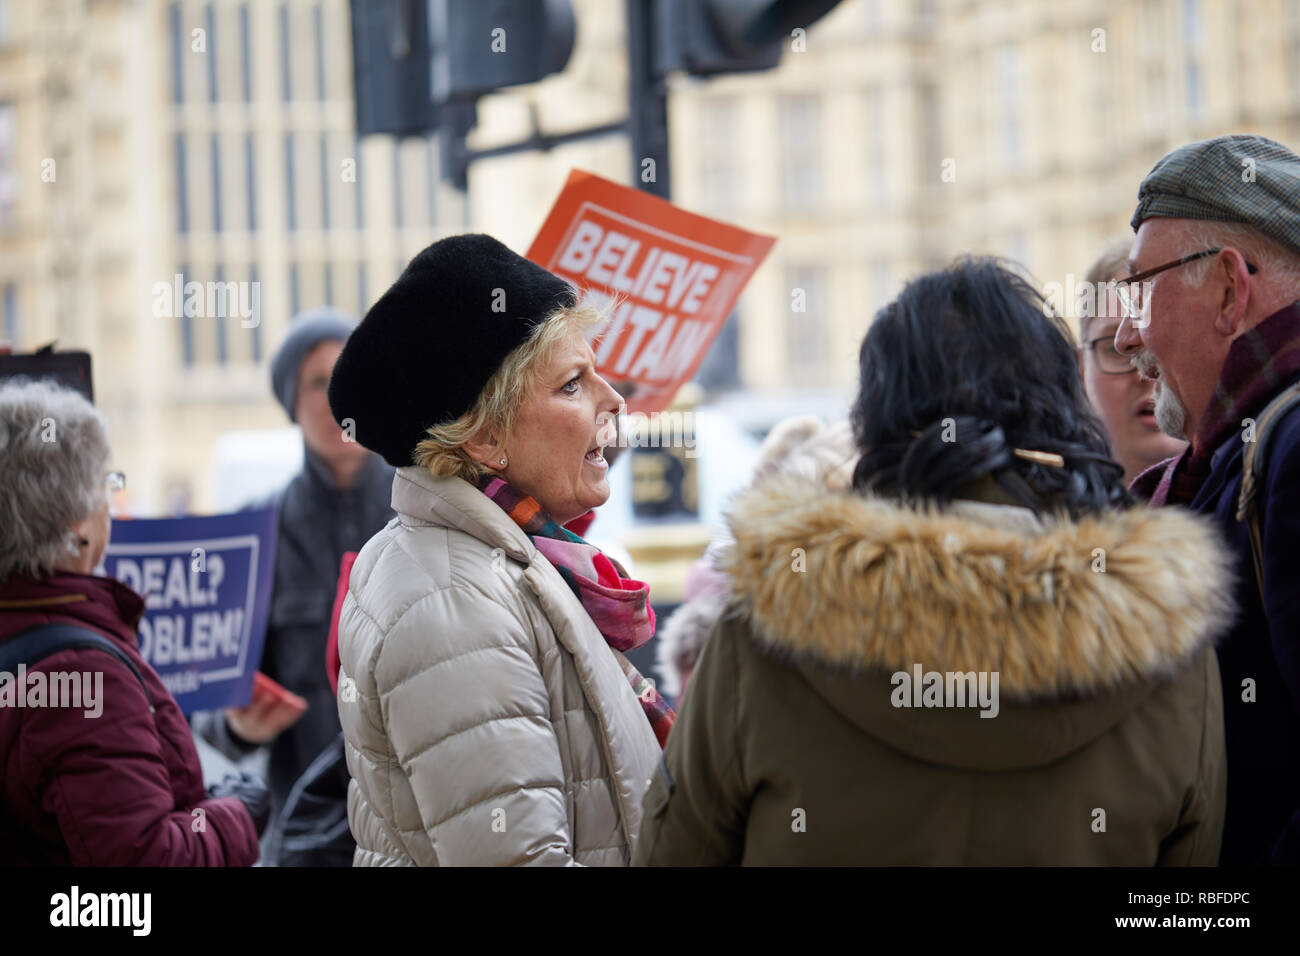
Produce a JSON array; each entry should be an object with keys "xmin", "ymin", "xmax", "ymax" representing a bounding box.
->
[{"xmin": 634, "ymin": 258, "xmax": 1236, "ymax": 866}]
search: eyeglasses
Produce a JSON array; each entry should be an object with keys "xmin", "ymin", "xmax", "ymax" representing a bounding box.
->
[
  {"xmin": 106, "ymin": 471, "xmax": 126, "ymax": 494},
  {"xmin": 1111, "ymin": 248, "xmax": 1258, "ymax": 319},
  {"xmin": 1081, "ymin": 336, "xmax": 1134, "ymax": 375}
]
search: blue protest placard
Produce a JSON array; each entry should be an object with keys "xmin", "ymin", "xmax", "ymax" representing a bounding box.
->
[{"xmin": 99, "ymin": 509, "xmax": 278, "ymax": 714}]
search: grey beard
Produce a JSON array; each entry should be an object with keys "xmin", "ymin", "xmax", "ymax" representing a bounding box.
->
[{"xmin": 1154, "ymin": 382, "xmax": 1189, "ymax": 439}]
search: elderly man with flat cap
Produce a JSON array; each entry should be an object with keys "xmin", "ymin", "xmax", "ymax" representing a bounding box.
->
[{"xmin": 1118, "ymin": 134, "xmax": 1300, "ymax": 865}]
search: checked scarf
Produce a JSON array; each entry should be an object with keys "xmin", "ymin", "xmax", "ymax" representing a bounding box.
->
[
  {"xmin": 1133, "ymin": 300, "xmax": 1300, "ymax": 505},
  {"xmin": 478, "ymin": 476, "xmax": 676, "ymax": 748}
]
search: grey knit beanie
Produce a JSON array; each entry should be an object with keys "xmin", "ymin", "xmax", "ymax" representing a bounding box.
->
[{"xmin": 270, "ymin": 308, "xmax": 357, "ymax": 421}]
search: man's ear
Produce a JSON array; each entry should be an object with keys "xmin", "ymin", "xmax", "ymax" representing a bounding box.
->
[
  {"xmin": 462, "ymin": 427, "xmax": 503, "ymax": 466},
  {"xmin": 1213, "ymin": 249, "xmax": 1253, "ymax": 337}
]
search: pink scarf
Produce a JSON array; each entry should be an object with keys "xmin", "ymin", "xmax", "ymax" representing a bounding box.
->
[{"xmin": 479, "ymin": 477, "xmax": 675, "ymax": 747}]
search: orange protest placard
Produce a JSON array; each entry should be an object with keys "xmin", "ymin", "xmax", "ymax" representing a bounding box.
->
[{"xmin": 527, "ymin": 170, "xmax": 776, "ymax": 416}]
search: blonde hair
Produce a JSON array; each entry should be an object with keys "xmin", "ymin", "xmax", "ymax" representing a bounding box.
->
[{"xmin": 413, "ymin": 300, "xmax": 606, "ymax": 484}]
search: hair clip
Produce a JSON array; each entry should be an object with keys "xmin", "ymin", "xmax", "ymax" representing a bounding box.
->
[
  {"xmin": 1011, "ymin": 448, "xmax": 1066, "ymax": 468},
  {"xmin": 906, "ymin": 428, "xmax": 1065, "ymax": 468}
]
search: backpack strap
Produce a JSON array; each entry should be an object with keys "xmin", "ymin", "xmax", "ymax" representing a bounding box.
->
[
  {"xmin": 0, "ymin": 623, "xmax": 155, "ymax": 714},
  {"xmin": 1236, "ymin": 382, "xmax": 1300, "ymax": 607}
]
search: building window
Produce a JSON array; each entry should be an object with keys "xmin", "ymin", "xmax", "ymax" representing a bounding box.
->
[
  {"xmin": 0, "ymin": 103, "xmax": 14, "ymax": 229},
  {"xmin": 393, "ymin": 146, "xmax": 403, "ymax": 229},
  {"xmin": 1289, "ymin": 3, "xmax": 1300, "ymax": 104},
  {"xmin": 699, "ymin": 97, "xmax": 738, "ymax": 210},
  {"xmin": 250, "ymin": 265, "xmax": 261, "ymax": 361},
  {"xmin": 1007, "ymin": 230, "xmax": 1030, "ymax": 270},
  {"xmin": 175, "ymin": 133, "xmax": 189, "ymax": 233},
  {"xmin": 211, "ymin": 134, "xmax": 223, "ymax": 233},
  {"xmin": 205, "ymin": 4, "xmax": 217, "ymax": 103},
  {"xmin": 918, "ymin": 82, "xmax": 940, "ymax": 189},
  {"xmin": 245, "ymin": 133, "xmax": 256, "ymax": 230},
  {"xmin": 786, "ymin": 266, "xmax": 829, "ymax": 383},
  {"xmin": 353, "ymin": 138, "xmax": 365, "ymax": 230},
  {"xmin": 779, "ymin": 95, "xmax": 820, "ymax": 208},
  {"xmin": 870, "ymin": 259, "xmax": 893, "ymax": 314},
  {"xmin": 1183, "ymin": 0, "xmax": 1203, "ymax": 115},
  {"xmin": 169, "ymin": 3, "xmax": 183, "ymax": 104},
  {"xmin": 996, "ymin": 45, "xmax": 1022, "ymax": 168},
  {"xmin": 319, "ymin": 134, "xmax": 330, "ymax": 230},
  {"xmin": 179, "ymin": 264, "xmax": 195, "ymax": 366},
  {"xmin": 239, "ymin": 4, "xmax": 252, "ymax": 102},
  {"xmin": 314, "ymin": 3, "xmax": 327, "ymax": 101},
  {"xmin": 3, "ymin": 283, "xmax": 16, "ymax": 344},
  {"xmin": 284, "ymin": 133, "xmax": 296, "ymax": 231},
  {"xmin": 426, "ymin": 135, "xmax": 438, "ymax": 226},
  {"xmin": 693, "ymin": 309, "xmax": 740, "ymax": 391},
  {"xmin": 863, "ymin": 0, "xmax": 882, "ymax": 35},
  {"xmin": 865, "ymin": 88, "xmax": 887, "ymax": 206},
  {"xmin": 279, "ymin": 3, "xmax": 292, "ymax": 102},
  {"xmin": 214, "ymin": 264, "xmax": 228, "ymax": 364}
]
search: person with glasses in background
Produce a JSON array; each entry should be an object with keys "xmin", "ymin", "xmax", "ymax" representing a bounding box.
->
[
  {"xmin": 0, "ymin": 378, "xmax": 267, "ymax": 865},
  {"xmin": 1076, "ymin": 239, "xmax": 1187, "ymax": 486},
  {"xmin": 1116, "ymin": 134, "xmax": 1300, "ymax": 866}
]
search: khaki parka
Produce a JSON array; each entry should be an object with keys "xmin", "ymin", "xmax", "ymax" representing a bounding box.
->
[{"xmin": 634, "ymin": 478, "xmax": 1235, "ymax": 866}]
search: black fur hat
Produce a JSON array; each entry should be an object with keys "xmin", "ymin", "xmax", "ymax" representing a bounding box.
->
[{"xmin": 328, "ymin": 234, "xmax": 578, "ymax": 467}]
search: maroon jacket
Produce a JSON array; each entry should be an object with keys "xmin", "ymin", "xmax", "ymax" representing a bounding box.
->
[{"xmin": 0, "ymin": 571, "xmax": 260, "ymax": 865}]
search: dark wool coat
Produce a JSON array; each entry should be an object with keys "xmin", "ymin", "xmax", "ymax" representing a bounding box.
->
[
  {"xmin": 194, "ymin": 444, "xmax": 394, "ymax": 813},
  {"xmin": 0, "ymin": 571, "xmax": 260, "ymax": 865},
  {"xmin": 633, "ymin": 479, "xmax": 1236, "ymax": 866},
  {"xmin": 1180, "ymin": 372, "xmax": 1300, "ymax": 865}
]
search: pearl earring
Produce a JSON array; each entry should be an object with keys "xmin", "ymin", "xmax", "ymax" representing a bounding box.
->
[{"xmin": 498, "ymin": 458, "xmax": 506, "ymax": 466}]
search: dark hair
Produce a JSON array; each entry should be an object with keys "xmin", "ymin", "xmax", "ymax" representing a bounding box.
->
[{"xmin": 850, "ymin": 256, "xmax": 1131, "ymax": 517}]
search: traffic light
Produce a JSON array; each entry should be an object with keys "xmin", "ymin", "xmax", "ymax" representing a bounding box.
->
[
  {"xmin": 348, "ymin": 0, "xmax": 575, "ymax": 138},
  {"xmin": 350, "ymin": 0, "xmax": 437, "ymax": 137},
  {"xmin": 654, "ymin": 0, "xmax": 844, "ymax": 77},
  {"xmin": 432, "ymin": 0, "xmax": 576, "ymax": 102}
]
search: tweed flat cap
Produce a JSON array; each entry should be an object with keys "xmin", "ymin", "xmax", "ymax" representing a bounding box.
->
[{"xmin": 1132, "ymin": 135, "xmax": 1300, "ymax": 254}]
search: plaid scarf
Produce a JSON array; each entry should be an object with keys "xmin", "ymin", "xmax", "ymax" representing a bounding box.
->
[
  {"xmin": 1132, "ymin": 300, "xmax": 1300, "ymax": 506},
  {"xmin": 478, "ymin": 476, "xmax": 675, "ymax": 748}
]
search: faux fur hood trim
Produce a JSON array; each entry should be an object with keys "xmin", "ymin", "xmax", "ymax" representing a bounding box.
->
[{"xmin": 721, "ymin": 477, "xmax": 1237, "ymax": 700}]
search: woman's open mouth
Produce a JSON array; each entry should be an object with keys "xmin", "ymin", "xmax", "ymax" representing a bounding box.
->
[
  {"xmin": 1136, "ymin": 398, "xmax": 1158, "ymax": 427},
  {"xmin": 584, "ymin": 445, "xmax": 608, "ymax": 469}
]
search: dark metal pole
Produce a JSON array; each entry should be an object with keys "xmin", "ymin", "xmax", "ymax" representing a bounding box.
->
[{"xmin": 625, "ymin": 0, "xmax": 671, "ymax": 199}]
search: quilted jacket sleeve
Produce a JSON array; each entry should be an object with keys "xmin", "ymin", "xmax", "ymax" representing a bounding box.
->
[{"xmin": 378, "ymin": 585, "xmax": 578, "ymax": 866}]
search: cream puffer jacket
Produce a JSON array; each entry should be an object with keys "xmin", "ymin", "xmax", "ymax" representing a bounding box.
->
[{"xmin": 336, "ymin": 466, "xmax": 661, "ymax": 866}]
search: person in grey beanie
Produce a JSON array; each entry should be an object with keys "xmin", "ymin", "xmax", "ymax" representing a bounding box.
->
[{"xmin": 193, "ymin": 307, "xmax": 394, "ymax": 864}]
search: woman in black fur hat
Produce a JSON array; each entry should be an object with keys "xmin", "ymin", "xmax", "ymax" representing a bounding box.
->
[{"xmin": 327, "ymin": 234, "xmax": 670, "ymax": 866}]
